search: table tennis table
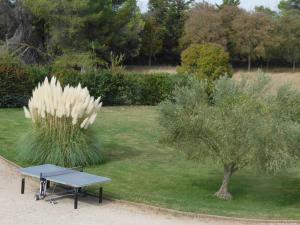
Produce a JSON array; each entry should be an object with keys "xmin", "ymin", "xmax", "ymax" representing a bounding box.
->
[{"xmin": 20, "ymin": 164, "xmax": 111, "ymax": 209}]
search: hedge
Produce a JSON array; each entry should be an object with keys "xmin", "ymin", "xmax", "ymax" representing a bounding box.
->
[{"xmin": 0, "ymin": 64, "xmax": 185, "ymax": 107}]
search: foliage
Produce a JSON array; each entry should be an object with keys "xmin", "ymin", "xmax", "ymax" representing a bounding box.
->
[
  {"xmin": 0, "ymin": 63, "xmax": 181, "ymax": 107},
  {"xmin": 0, "ymin": 64, "xmax": 32, "ymax": 108},
  {"xmin": 231, "ymin": 11, "xmax": 275, "ymax": 71},
  {"xmin": 108, "ymin": 52, "xmax": 126, "ymax": 75},
  {"xmin": 159, "ymin": 75, "xmax": 300, "ymax": 200},
  {"xmin": 220, "ymin": 0, "xmax": 240, "ymax": 6},
  {"xmin": 255, "ymin": 6, "xmax": 278, "ymax": 17},
  {"xmin": 55, "ymin": 70, "xmax": 178, "ymax": 106},
  {"xmin": 53, "ymin": 51, "xmax": 105, "ymax": 73},
  {"xmin": 22, "ymin": 0, "xmax": 144, "ymax": 62},
  {"xmin": 140, "ymin": 14, "xmax": 163, "ymax": 66},
  {"xmin": 279, "ymin": 0, "xmax": 300, "ymax": 11},
  {"xmin": 181, "ymin": 2, "xmax": 244, "ymax": 60},
  {"xmin": 277, "ymin": 12, "xmax": 300, "ymax": 71},
  {"xmin": 178, "ymin": 43, "xmax": 232, "ymax": 81},
  {"xmin": 181, "ymin": 3, "xmax": 227, "ymax": 49},
  {"xmin": 0, "ymin": 0, "xmax": 15, "ymax": 40},
  {"xmin": 145, "ymin": 0, "xmax": 192, "ymax": 63},
  {"xmin": 180, "ymin": 2, "xmax": 294, "ymax": 70},
  {"xmin": 0, "ymin": 45, "xmax": 22, "ymax": 66},
  {"xmin": 19, "ymin": 77, "xmax": 103, "ymax": 166}
]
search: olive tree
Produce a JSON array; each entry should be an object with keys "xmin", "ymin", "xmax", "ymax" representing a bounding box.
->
[{"xmin": 159, "ymin": 75, "xmax": 300, "ymax": 200}]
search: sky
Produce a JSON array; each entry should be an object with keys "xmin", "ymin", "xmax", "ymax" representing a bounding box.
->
[{"xmin": 137, "ymin": 0, "xmax": 281, "ymax": 13}]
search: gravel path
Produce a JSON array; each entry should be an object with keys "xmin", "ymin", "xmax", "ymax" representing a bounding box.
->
[{"xmin": 0, "ymin": 157, "xmax": 297, "ymax": 225}]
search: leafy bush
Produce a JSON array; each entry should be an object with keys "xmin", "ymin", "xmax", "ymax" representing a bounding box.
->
[
  {"xmin": 137, "ymin": 74, "xmax": 174, "ymax": 105},
  {"xmin": 178, "ymin": 43, "xmax": 232, "ymax": 81},
  {"xmin": 19, "ymin": 77, "xmax": 103, "ymax": 166},
  {"xmin": 0, "ymin": 65, "xmax": 32, "ymax": 107},
  {"xmin": 0, "ymin": 63, "xmax": 51, "ymax": 108},
  {"xmin": 159, "ymin": 75, "xmax": 300, "ymax": 200},
  {"xmin": 48, "ymin": 69, "xmax": 180, "ymax": 106},
  {"xmin": 0, "ymin": 63, "xmax": 184, "ymax": 107}
]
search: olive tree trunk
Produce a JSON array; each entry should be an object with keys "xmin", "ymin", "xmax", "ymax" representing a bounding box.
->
[{"xmin": 214, "ymin": 164, "xmax": 236, "ymax": 200}]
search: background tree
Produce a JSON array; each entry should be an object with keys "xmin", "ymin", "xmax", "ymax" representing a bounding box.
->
[
  {"xmin": 218, "ymin": 5, "xmax": 243, "ymax": 60},
  {"xmin": 254, "ymin": 6, "xmax": 280, "ymax": 69},
  {"xmin": 217, "ymin": 0, "xmax": 240, "ymax": 8},
  {"xmin": 277, "ymin": 13, "xmax": 300, "ymax": 72},
  {"xmin": 140, "ymin": 14, "xmax": 163, "ymax": 66},
  {"xmin": 181, "ymin": 3, "xmax": 227, "ymax": 49},
  {"xmin": 278, "ymin": 0, "xmax": 300, "ymax": 11},
  {"xmin": 20, "ymin": 0, "xmax": 144, "ymax": 63},
  {"xmin": 147, "ymin": 0, "xmax": 192, "ymax": 64},
  {"xmin": 181, "ymin": 2, "xmax": 243, "ymax": 61},
  {"xmin": 1, "ymin": 0, "xmax": 48, "ymax": 64},
  {"xmin": 159, "ymin": 75, "xmax": 300, "ymax": 200},
  {"xmin": 2, "ymin": 0, "xmax": 300, "ymax": 68},
  {"xmin": 231, "ymin": 11, "xmax": 274, "ymax": 71},
  {"xmin": 255, "ymin": 6, "xmax": 278, "ymax": 17},
  {"xmin": 277, "ymin": 1, "xmax": 300, "ymax": 71},
  {"xmin": 0, "ymin": 0, "xmax": 16, "ymax": 41}
]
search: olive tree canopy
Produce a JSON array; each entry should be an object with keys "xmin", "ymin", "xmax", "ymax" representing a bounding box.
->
[{"xmin": 159, "ymin": 75, "xmax": 300, "ymax": 200}]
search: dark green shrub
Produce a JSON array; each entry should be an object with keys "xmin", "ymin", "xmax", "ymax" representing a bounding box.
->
[
  {"xmin": 178, "ymin": 43, "xmax": 232, "ymax": 81},
  {"xmin": 0, "ymin": 64, "xmax": 49, "ymax": 108},
  {"xmin": 54, "ymin": 70, "xmax": 178, "ymax": 106},
  {"xmin": 0, "ymin": 63, "xmax": 185, "ymax": 107},
  {"xmin": 138, "ymin": 74, "xmax": 174, "ymax": 105},
  {"xmin": 0, "ymin": 65, "xmax": 32, "ymax": 108}
]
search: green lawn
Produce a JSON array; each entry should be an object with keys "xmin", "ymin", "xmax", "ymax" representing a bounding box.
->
[{"xmin": 1, "ymin": 106, "xmax": 300, "ymax": 219}]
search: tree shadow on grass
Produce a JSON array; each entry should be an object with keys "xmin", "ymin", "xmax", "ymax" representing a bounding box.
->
[
  {"xmin": 101, "ymin": 143, "xmax": 142, "ymax": 163},
  {"xmin": 190, "ymin": 169, "xmax": 300, "ymax": 207}
]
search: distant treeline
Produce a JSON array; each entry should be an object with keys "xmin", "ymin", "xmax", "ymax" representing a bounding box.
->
[{"xmin": 0, "ymin": 0, "xmax": 299, "ymax": 71}]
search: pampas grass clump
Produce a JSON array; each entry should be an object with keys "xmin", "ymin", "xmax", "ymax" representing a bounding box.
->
[{"xmin": 19, "ymin": 77, "xmax": 103, "ymax": 166}]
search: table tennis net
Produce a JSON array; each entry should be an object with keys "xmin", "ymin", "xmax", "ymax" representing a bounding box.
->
[{"xmin": 40, "ymin": 166, "xmax": 83, "ymax": 179}]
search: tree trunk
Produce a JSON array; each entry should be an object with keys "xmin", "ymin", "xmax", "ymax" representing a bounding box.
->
[
  {"xmin": 148, "ymin": 55, "xmax": 152, "ymax": 67},
  {"xmin": 214, "ymin": 164, "xmax": 235, "ymax": 200},
  {"xmin": 247, "ymin": 54, "xmax": 251, "ymax": 72},
  {"xmin": 266, "ymin": 60, "xmax": 270, "ymax": 72},
  {"xmin": 7, "ymin": 1, "xmax": 46, "ymax": 64},
  {"xmin": 292, "ymin": 57, "xmax": 296, "ymax": 73}
]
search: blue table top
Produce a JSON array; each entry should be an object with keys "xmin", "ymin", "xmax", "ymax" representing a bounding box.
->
[{"xmin": 20, "ymin": 164, "xmax": 111, "ymax": 188}]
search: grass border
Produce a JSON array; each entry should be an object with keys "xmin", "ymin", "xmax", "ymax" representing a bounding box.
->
[{"xmin": 1, "ymin": 154, "xmax": 299, "ymax": 223}]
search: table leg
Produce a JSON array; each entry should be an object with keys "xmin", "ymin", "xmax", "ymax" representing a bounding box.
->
[
  {"xmin": 21, "ymin": 178, "xmax": 25, "ymax": 194},
  {"xmin": 99, "ymin": 187, "xmax": 103, "ymax": 203},
  {"xmin": 74, "ymin": 188, "xmax": 78, "ymax": 209}
]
